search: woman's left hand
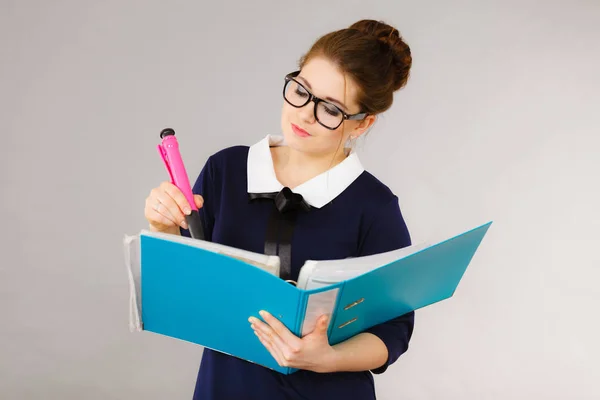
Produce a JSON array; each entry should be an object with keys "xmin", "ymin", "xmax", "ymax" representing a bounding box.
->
[{"xmin": 249, "ymin": 310, "xmax": 337, "ymax": 373}]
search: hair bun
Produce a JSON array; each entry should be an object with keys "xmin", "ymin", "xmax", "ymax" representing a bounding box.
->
[{"xmin": 349, "ymin": 19, "xmax": 412, "ymax": 91}]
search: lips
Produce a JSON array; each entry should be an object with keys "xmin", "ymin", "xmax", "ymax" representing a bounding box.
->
[{"xmin": 291, "ymin": 123, "xmax": 310, "ymax": 137}]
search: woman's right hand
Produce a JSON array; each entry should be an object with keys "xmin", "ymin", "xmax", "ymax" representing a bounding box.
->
[{"xmin": 144, "ymin": 181, "xmax": 204, "ymax": 234}]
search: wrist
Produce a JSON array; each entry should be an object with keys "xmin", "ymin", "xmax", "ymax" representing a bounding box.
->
[
  {"xmin": 149, "ymin": 224, "xmax": 181, "ymax": 236},
  {"xmin": 319, "ymin": 346, "xmax": 341, "ymax": 373},
  {"xmin": 321, "ymin": 333, "xmax": 388, "ymax": 373}
]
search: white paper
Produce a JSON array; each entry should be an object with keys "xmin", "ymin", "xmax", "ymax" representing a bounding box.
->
[
  {"xmin": 123, "ymin": 234, "xmax": 142, "ymax": 332},
  {"xmin": 297, "ymin": 242, "xmax": 430, "ymax": 290},
  {"xmin": 140, "ymin": 230, "xmax": 281, "ymax": 276},
  {"xmin": 301, "ymin": 288, "xmax": 339, "ymax": 337}
]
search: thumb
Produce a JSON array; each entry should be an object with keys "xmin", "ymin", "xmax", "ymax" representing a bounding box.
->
[
  {"xmin": 194, "ymin": 195, "xmax": 204, "ymax": 209},
  {"xmin": 318, "ymin": 315, "xmax": 330, "ymax": 333}
]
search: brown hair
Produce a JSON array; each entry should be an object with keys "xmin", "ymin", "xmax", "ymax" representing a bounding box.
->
[{"xmin": 298, "ymin": 19, "xmax": 412, "ymax": 116}]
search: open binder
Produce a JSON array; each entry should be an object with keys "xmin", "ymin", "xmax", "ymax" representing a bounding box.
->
[{"xmin": 123, "ymin": 221, "xmax": 492, "ymax": 374}]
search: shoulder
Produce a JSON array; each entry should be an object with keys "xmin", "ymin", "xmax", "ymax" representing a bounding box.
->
[
  {"xmin": 207, "ymin": 145, "xmax": 249, "ymax": 165},
  {"xmin": 351, "ymin": 171, "xmax": 412, "ymax": 253},
  {"xmin": 351, "ymin": 169, "xmax": 409, "ymax": 227},
  {"xmin": 352, "ymin": 170, "xmax": 400, "ymax": 207},
  {"xmin": 201, "ymin": 145, "xmax": 250, "ymax": 176},
  {"xmin": 192, "ymin": 145, "xmax": 250, "ymax": 201}
]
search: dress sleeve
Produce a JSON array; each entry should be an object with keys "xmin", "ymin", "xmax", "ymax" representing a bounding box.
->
[
  {"xmin": 357, "ymin": 195, "xmax": 415, "ymax": 374},
  {"xmin": 179, "ymin": 156, "xmax": 217, "ymax": 241}
]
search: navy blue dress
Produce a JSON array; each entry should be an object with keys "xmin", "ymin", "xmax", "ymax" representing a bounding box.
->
[{"xmin": 181, "ymin": 135, "xmax": 414, "ymax": 400}]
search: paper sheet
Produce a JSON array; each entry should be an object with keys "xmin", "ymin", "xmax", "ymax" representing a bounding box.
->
[
  {"xmin": 301, "ymin": 288, "xmax": 339, "ymax": 337},
  {"xmin": 123, "ymin": 234, "xmax": 142, "ymax": 332}
]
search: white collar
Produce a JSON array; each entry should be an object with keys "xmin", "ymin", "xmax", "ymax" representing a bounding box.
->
[{"xmin": 246, "ymin": 134, "xmax": 364, "ymax": 208}]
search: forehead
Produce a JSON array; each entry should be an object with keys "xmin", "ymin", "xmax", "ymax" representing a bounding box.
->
[{"xmin": 297, "ymin": 57, "xmax": 360, "ymax": 111}]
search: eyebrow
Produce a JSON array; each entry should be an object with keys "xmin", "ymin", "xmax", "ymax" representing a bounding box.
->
[{"xmin": 297, "ymin": 75, "xmax": 348, "ymax": 112}]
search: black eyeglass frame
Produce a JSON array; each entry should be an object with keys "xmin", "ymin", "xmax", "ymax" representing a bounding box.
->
[{"xmin": 283, "ymin": 71, "xmax": 368, "ymax": 130}]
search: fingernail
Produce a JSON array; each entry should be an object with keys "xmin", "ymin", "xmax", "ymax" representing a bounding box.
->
[
  {"xmin": 248, "ymin": 317, "xmax": 255, "ymax": 323},
  {"xmin": 183, "ymin": 208, "xmax": 191, "ymax": 215},
  {"xmin": 259, "ymin": 310, "xmax": 266, "ymax": 317},
  {"xmin": 181, "ymin": 221, "xmax": 188, "ymax": 229}
]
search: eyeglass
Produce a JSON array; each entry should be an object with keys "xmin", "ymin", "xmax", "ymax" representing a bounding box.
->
[{"xmin": 283, "ymin": 71, "xmax": 367, "ymax": 130}]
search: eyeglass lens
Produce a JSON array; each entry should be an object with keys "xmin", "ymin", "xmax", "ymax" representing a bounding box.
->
[{"xmin": 284, "ymin": 80, "xmax": 343, "ymax": 129}]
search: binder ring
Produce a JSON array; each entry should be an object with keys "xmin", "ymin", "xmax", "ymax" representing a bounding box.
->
[
  {"xmin": 338, "ymin": 317, "xmax": 358, "ymax": 329},
  {"xmin": 344, "ymin": 298, "xmax": 364, "ymax": 310}
]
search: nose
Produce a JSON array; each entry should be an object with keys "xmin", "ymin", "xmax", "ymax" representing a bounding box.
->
[{"xmin": 298, "ymin": 99, "xmax": 316, "ymax": 124}]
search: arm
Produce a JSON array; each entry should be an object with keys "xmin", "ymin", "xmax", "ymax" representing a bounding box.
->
[
  {"xmin": 327, "ymin": 332, "xmax": 390, "ymax": 372},
  {"xmin": 330, "ymin": 196, "xmax": 414, "ymax": 373},
  {"xmin": 251, "ymin": 196, "xmax": 414, "ymax": 374},
  {"xmin": 328, "ymin": 313, "xmax": 414, "ymax": 373},
  {"xmin": 354, "ymin": 195, "xmax": 414, "ymax": 374}
]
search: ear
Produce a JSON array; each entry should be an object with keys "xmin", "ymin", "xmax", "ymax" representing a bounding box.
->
[{"xmin": 350, "ymin": 114, "xmax": 376, "ymax": 139}]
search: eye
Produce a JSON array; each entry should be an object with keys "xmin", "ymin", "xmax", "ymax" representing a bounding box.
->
[
  {"xmin": 323, "ymin": 104, "xmax": 341, "ymax": 117},
  {"xmin": 294, "ymin": 86, "xmax": 309, "ymax": 98}
]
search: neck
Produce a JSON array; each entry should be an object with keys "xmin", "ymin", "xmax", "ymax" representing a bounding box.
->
[{"xmin": 274, "ymin": 146, "xmax": 349, "ymax": 189}]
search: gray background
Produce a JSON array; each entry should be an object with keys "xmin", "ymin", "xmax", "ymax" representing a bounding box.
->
[{"xmin": 2, "ymin": 0, "xmax": 599, "ymax": 399}]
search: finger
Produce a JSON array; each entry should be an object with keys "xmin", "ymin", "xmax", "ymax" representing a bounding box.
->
[
  {"xmin": 154, "ymin": 199, "xmax": 180, "ymax": 226},
  {"xmin": 161, "ymin": 181, "xmax": 193, "ymax": 216},
  {"xmin": 317, "ymin": 314, "xmax": 330, "ymax": 334},
  {"xmin": 145, "ymin": 206, "xmax": 177, "ymax": 228},
  {"xmin": 250, "ymin": 318, "xmax": 271, "ymax": 337},
  {"xmin": 154, "ymin": 189, "xmax": 187, "ymax": 228},
  {"xmin": 147, "ymin": 193, "xmax": 180, "ymax": 227},
  {"xmin": 252, "ymin": 318, "xmax": 297, "ymax": 359},
  {"xmin": 259, "ymin": 311, "xmax": 302, "ymax": 349},
  {"xmin": 194, "ymin": 195, "xmax": 204, "ymax": 209},
  {"xmin": 145, "ymin": 195, "xmax": 177, "ymax": 224},
  {"xmin": 304, "ymin": 315, "xmax": 330, "ymax": 340},
  {"xmin": 254, "ymin": 330, "xmax": 287, "ymax": 367}
]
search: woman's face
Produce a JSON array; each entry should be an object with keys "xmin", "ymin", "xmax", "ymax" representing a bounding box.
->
[{"xmin": 280, "ymin": 56, "xmax": 374, "ymax": 158}]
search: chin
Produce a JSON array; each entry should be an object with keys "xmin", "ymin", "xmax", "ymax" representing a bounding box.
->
[
  {"xmin": 280, "ymin": 126, "xmax": 294, "ymax": 142},
  {"xmin": 281, "ymin": 122, "xmax": 301, "ymax": 141},
  {"xmin": 280, "ymin": 127, "xmax": 311, "ymax": 153},
  {"xmin": 282, "ymin": 130, "xmax": 306, "ymax": 149}
]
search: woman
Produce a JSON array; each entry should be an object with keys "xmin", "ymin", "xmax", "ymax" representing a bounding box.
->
[{"xmin": 144, "ymin": 19, "xmax": 414, "ymax": 400}]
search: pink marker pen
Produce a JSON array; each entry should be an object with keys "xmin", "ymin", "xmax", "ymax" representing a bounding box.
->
[{"xmin": 157, "ymin": 128, "xmax": 205, "ymax": 240}]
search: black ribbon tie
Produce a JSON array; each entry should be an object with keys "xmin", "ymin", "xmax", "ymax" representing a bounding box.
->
[{"xmin": 248, "ymin": 187, "xmax": 310, "ymax": 281}]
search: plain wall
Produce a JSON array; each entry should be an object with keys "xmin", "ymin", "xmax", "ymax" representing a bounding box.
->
[{"xmin": 1, "ymin": 0, "xmax": 599, "ymax": 399}]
